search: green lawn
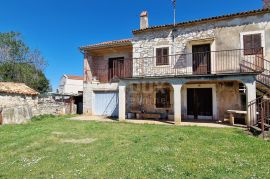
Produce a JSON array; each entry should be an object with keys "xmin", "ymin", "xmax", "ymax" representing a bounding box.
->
[{"xmin": 0, "ymin": 116, "xmax": 269, "ymax": 178}]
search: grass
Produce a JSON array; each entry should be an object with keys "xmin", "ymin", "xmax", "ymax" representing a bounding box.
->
[{"xmin": 0, "ymin": 116, "xmax": 270, "ymax": 178}]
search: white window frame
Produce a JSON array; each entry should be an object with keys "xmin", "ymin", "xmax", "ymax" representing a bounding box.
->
[
  {"xmin": 240, "ymin": 30, "xmax": 266, "ymax": 56},
  {"xmin": 154, "ymin": 45, "xmax": 172, "ymax": 67}
]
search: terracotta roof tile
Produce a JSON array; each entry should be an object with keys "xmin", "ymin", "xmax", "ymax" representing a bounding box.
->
[
  {"xmin": 80, "ymin": 38, "xmax": 132, "ymax": 50},
  {"xmin": 133, "ymin": 8, "xmax": 270, "ymax": 34},
  {"xmin": 0, "ymin": 82, "xmax": 39, "ymax": 96},
  {"xmin": 65, "ymin": 75, "xmax": 84, "ymax": 80}
]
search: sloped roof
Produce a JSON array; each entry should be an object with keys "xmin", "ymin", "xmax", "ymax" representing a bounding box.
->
[
  {"xmin": 65, "ymin": 75, "xmax": 84, "ymax": 81},
  {"xmin": 133, "ymin": 8, "xmax": 270, "ymax": 34},
  {"xmin": 0, "ymin": 82, "xmax": 39, "ymax": 96},
  {"xmin": 80, "ymin": 39, "xmax": 132, "ymax": 50}
]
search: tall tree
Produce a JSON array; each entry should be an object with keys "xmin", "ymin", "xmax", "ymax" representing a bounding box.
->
[{"xmin": 0, "ymin": 32, "xmax": 50, "ymax": 93}]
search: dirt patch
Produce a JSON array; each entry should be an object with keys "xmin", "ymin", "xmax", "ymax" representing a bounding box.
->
[{"xmin": 61, "ymin": 138, "xmax": 97, "ymax": 144}]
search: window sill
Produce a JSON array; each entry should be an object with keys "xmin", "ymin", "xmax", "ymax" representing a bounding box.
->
[{"xmin": 154, "ymin": 65, "xmax": 170, "ymax": 68}]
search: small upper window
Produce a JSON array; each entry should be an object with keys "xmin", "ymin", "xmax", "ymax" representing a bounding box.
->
[
  {"xmin": 156, "ymin": 88, "xmax": 170, "ymax": 108},
  {"xmin": 156, "ymin": 47, "xmax": 169, "ymax": 65},
  {"xmin": 243, "ymin": 34, "xmax": 262, "ymax": 55}
]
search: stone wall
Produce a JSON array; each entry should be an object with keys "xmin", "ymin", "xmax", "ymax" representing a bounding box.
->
[
  {"xmin": 0, "ymin": 93, "xmax": 38, "ymax": 108},
  {"xmin": 32, "ymin": 97, "xmax": 77, "ymax": 116},
  {"xmin": 1, "ymin": 106, "xmax": 32, "ymax": 125},
  {"xmin": 0, "ymin": 95, "xmax": 76, "ymax": 125},
  {"xmin": 126, "ymin": 83, "xmax": 174, "ymax": 115}
]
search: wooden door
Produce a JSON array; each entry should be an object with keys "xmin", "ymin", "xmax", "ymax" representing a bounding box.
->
[
  {"xmin": 187, "ymin": 88, "xmax": 213, "ymax": 119},
  {"xmin": 108, "ymin": 57, "xmax": 124, "ymax": 81},
  {"xmin": 192, "ymin": 44, "xmax": 211, "ymax": 74}
]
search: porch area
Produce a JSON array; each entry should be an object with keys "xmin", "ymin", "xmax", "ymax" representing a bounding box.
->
[{"xmin": 118, "ymin": 75, "xmax": 257, "ymax": 126}]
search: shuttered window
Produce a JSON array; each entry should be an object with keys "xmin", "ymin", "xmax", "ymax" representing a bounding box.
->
[
  {"xmin": 243, "ymin": 34, "xmax": 262, "ymax": 55},
  {"xmin": 156, "ymin": 88, "xmax": 170, "ymax": 108},
  {"xmin": 156, "ymin": 47, "xmax": 169, "ymax": 65}
]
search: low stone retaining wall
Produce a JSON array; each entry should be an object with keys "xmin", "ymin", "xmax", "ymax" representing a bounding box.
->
[
  {"xmin": 0, "ymin": 97, "xmax": 77, "ymax": 125},
  {"xmin": 32, "ymin": 102, "xmax": 77, "ymax": 116}
]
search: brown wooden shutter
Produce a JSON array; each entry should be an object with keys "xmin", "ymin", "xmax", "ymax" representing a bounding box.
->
[
  {"xmin": 156, "ymin": 48, "xmax": 162, "ymax": 65},
  {"xmin": 243, "ymin": 34, "xmax": 262, "ymax": 55},
  {"xmin": 253, "ymin": 34, "xmax": 261, "ymax": 48},
  {"xmin": 253, "ymin": 34, "xmax": 262, "ymax": 54},
  {"xmin": 162, "ymin": 48, "xmax": 169, "ymax": 65},
  {"xmin": 243, "ymin": 35, "xmax": 252, "ymax": 55},
  {"xmin": 156, "ymin": 47, "xmax": 169, "ymax": 65}
]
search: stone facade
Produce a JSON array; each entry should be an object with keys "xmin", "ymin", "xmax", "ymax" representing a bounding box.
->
[
  {"xmin": 126, "ymin": 83, "xmax": 174, "ymax": 115},
  {"xmin": 132, "ymin": 13, "xmax": 270, "ymax": 77},
  {"xmin": 0, "ymin": 93, "xmax": 38, "ymax": 108}
]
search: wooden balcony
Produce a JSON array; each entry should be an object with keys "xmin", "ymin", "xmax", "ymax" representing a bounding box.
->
[{"xmin": 91, "ymin": 58, "xmax": 133, "ymax": 83}]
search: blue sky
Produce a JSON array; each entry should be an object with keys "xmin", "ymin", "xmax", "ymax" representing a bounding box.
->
[{"xmin": 0, "ymin": 0, "xmax": 262, "ymax": 90}]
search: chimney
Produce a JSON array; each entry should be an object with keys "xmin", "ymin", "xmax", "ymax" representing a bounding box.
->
[
  {"xmin": 263, "ymin": 0, "xmax": 270, "ymax": 9},
  {"xmin": 140, "ymin": 11, "xmax": 149, "ymax": 29}
]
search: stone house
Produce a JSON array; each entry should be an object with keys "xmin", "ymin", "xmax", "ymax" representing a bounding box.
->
[
  {"xmin": 0, "ymin": 82, "xmax": 39, "ymax": 124},
  {"xmin": 80, "ymin": 4, "xmax": 270, "ymax": 128},
  {"xmin": 0, "ymin": 82, "xmax": 78, "ymax": 125}
]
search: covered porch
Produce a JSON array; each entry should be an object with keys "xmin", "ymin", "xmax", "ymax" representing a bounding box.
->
[{"xmin": 118, "ymin": 75, "xmax": 257, "ymax": 126}]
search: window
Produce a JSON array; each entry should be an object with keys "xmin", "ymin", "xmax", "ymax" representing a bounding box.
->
[
  {"xmin": 156, "ymin": 47, "xmax": 169, "ymax": 65},
  {"xmin": 243, "ymin": 33, "xmax": 262, "ymax": 55},
  {"xmin": 156, "ymin": 88, "xmax": 170, "ymax": 108}
]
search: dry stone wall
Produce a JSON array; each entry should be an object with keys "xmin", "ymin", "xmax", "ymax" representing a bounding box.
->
[{"xmin": 0, "ymin": 95, "xmax": 76, "ymax": 125}]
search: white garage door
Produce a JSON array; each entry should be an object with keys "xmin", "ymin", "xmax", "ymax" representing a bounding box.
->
[{"xmin": 94, "ymin": 92, "xmax": 119, "ymax": 117}]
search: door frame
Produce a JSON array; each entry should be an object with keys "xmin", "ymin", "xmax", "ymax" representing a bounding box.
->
[
  {"xmin": 187, "ymin": 39, "xmax": 216, "ymax": 74},
  {"xmin": 182, "ymin": 84, "xmax": 217, "ymax": 120},
  {"xmin": 92, "ymin": 90, "xmax": 119, "ymax": 117},
  {"xmin": 192, "ymin": 44, "xmax": 211, "ymax": 74},
  {"xmin": 108, "ymin": 57, "xmax": 125, "ymax": 81}
]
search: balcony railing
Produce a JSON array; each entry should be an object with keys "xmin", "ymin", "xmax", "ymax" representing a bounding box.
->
[
  {"xmin": 90, "ymin": 49, "xmax": 264, "ymax": 83},
  {"xmin": 92, "ymin": 59, "xmax": 133, "ymax": 83},
  {"xmin": 108, "ymin": 59, "xmax": 133, "ymax": 81},
  {"xmin": 132, "ymin": 48, "xmax": 264, "ymax": 78}
]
